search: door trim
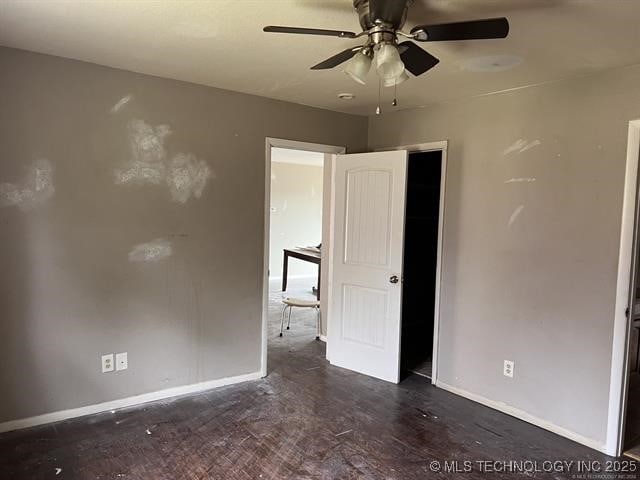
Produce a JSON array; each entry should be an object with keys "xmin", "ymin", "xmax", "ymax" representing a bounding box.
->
[
  {"xmin": 262, "ymin": 138, "xmax": 345, "ymax": 377},
  {"xmin": 608, "ymin": 120, "xmax": 640, "ymax": 456},
  {"xmin": 376, "ymin": 141, "xmax": 448, "ymax": 386}
]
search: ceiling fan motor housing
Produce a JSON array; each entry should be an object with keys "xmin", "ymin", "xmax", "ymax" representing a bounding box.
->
[{"xmin": 353, "ymin": 0, "xmax": 412, "ymax": 31}]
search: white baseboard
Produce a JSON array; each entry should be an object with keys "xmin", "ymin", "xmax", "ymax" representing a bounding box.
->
[
  {"xmin": 435, "ymin": 380, "xmax": 605, "ymax": 454},
  {"xmin": 0, "ymin": 371, "xmax": 262, "ymax": 434}
]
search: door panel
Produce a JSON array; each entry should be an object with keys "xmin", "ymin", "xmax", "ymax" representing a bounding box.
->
[
  {"xmin": 344, "ymin": 169, "xmax": 392, "ymax": 267},
  {"xmin": 328, "ymin": 150, "xmax": 407, "ymax": 383},
  {"xmin": 341, "ymin": 284, "xmax": 387, "ymax": 348}
]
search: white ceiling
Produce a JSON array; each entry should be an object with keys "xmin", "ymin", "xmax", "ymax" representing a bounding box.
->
[{"xmin": 1, "ymin": 0, "xmax": 640, "ymax": 115}]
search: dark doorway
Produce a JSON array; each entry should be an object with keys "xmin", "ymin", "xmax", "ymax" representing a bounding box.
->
[
  {"xmin": 624, "ymin": 283, "xmax": 640, "ymax": 459},
  {"xmin": 400, "ymin": 150, "xmax": 442, "ymax": 379}
]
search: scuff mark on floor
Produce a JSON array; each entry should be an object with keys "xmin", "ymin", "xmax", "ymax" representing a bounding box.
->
[
  {"xmin": 335, "ymin": 429, "xmax": 352, "ymax": 437},
  {"xmin": 474, "ymin": 423, "xmax": 504, "ymax": 437}
]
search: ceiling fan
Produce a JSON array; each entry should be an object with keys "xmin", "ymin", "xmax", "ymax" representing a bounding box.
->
[{"xmin": 263, "ymin": 0, "xmax": 509, "ymax": 87}]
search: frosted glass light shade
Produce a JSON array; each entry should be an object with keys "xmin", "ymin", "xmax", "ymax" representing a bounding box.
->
[
  {"xmin": 382, "ymin": 69, "xmax": 409, "ymax": 87},
  {"xmin": 375, "ymin": 43, "xmax": 405, "ymax": 81},
  {"xmin": 345, "ymin": 50, "xmax": 372, "ymax": 85}
]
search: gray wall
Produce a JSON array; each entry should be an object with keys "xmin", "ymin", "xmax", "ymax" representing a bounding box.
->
[
  {"xmin": 369, "ymin": 64, "xmax": 640, "ymax": 446},
  {"xmin": 0, "ymin": 47, "xmax": 367, "ymax": 423}
]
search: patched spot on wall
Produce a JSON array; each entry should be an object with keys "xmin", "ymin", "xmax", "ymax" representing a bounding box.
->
[
  {"xmin": 167, "ymin": 153, "xmax": 213, "ymax": 204},
  {"xmin": 503, "ymin": 139, "xmax": 541, "ymax": 156},
  {"xmin": 505, "ymin": 177, "xmax": 536, "ymax": 184},
  {"xmin": 128, "ymin": 238, "xmax": 172, "ymax": 263},
  {"xmin": 115, "ymin": 119, "xmax": 213, "ymax": 203},
  {"xmin": 0, "ymin": 158, "xmax": 54, "ymax": 210},
  {"xmin": 115, "ymin": 119, "xmax": 171, "ymax": 186},
  {"xmin": 110, "ymin": 94, "xmax": 134, "ymax": 114},
  {"xmin": 508, "ymin": 205, "xmax": 525, "ymax": 228}
]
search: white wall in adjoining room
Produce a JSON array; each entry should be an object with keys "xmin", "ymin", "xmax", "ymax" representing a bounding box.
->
[{"xmin": 269, "ymin": 148, "xmax": 324, "ymax": 279}]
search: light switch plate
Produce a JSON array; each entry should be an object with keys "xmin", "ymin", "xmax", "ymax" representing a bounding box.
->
[
  {"xmin": 115, "ymin": 352, "xmax": 128, "ymax": 371},
  {"xmin": 102, "ymin": 354, "xmax": 114, "ymax": 373}
]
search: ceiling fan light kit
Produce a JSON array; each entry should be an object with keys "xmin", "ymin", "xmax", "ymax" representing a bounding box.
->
[
  {"xmin": 383, "ymin": 69, "xmax": 409, "ymax": 88},
  {"xmin": 374, "ymin": 43, "xmax": 405, "ymax": 81},
  {"xmin": 345, "ymin": 48, "xmax": 373, "ymax": 84},
  {"xmin": 264, "ymin": 0, "xmax": 509, "ymax": 109}
]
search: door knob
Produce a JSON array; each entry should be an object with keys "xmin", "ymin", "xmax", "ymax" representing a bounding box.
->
[{"xmin": 390, "ymin": 275, "xmax": 399, "ymax": 284}]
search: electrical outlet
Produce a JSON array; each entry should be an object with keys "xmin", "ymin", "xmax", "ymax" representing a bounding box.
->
[
  {"xmin": 102, "ymin": 354, "xmax": 114, "ymax": 373},
  {"xmin": 115, "ymin": 352, "xmax": 128, "ymax": 371},
  {"xmin": 504, "ymin": 360, "xmax": 515, "ymax": 378}
]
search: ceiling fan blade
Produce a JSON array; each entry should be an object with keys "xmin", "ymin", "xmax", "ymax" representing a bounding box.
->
[
  {"xmin": 398, "ymin": 42, "xmax": 439, "ymax": 76},
  {"xmin": 369, "ymin": 0, "xmax": 408, "ymax": 27},
  {"xmin": 410, "ymin": 17, "xmax": 509, "ymax": 42},
  {"xmin": 263, "ymin": 26, "xmax": 357, "ymax": 38},
  {"xmin": 311, "ymin": 48, "xmax": 360, "ymax": 70}
]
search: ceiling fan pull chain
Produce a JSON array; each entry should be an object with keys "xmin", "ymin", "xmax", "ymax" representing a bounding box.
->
[
  {"xmin": 392, "ymin": 80, "xmax": 398, "ymax": 107},
  {"xmin": 376, "ymin": 77, "xmax": 382, "ymax": 115}
]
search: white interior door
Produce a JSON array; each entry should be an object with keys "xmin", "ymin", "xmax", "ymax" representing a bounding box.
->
[{"xmin": 327, "ymin": 150, "xmax": 407, "ymax": 383}]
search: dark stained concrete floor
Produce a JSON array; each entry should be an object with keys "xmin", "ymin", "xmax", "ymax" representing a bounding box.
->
[{"xmin": 0, "ymin": 279, "xmax": 630, "ymax": 479}]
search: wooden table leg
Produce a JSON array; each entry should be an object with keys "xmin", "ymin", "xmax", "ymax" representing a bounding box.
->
[{"xmin": 282, "ymin": 251, "xmax": 288, "ymax": 292}]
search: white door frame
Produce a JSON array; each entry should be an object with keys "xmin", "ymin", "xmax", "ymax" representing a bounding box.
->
[
  {"xmin": 376, "ymin": 141, "xmax": 448, "ymax": 385},
  {"xmin": 262, "ymin": 138, "xmax": 345, "ymax": 377},
  {"xmin": 607, "ymin": 120, "xmax": 640, "ymax": 456}
]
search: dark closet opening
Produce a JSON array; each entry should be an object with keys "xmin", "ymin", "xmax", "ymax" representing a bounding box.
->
[
  {"xmin": 623, "ymin": 286, "xmax": 640, "ymax": 458},
  {"xmin": 401, "ymin": 150, "xmax": 442, "ymax": 379}
]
